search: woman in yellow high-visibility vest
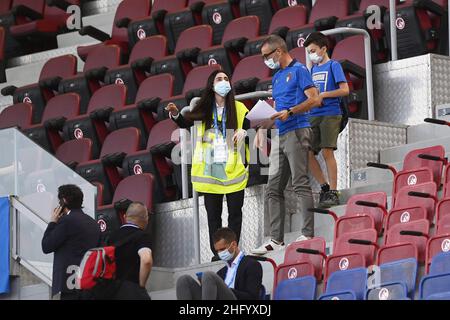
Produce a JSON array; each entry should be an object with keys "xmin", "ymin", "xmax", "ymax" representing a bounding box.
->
[{"xmin": 166, "ymin": 69, "xmax": 250, "ymax": 258}]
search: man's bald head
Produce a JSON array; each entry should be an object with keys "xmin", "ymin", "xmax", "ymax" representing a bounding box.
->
[{"xmin": 125, "ymin": 202, "xmax": 149, "ymax": 229}]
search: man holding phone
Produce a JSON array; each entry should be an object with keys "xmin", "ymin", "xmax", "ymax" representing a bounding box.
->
[{"xmin": 42, "ymin": 184, "xmax": 101, "ymax": 300}]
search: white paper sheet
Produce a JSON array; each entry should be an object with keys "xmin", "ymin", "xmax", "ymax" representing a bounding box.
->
[{"xmin": 245, "ymin": 100, "xmax": 276, "ymax": 127}]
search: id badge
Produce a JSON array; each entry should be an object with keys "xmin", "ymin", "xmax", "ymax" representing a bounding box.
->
[{"xmin": 213, "ymin": 138, "xmax": 228, "ymax": 163}]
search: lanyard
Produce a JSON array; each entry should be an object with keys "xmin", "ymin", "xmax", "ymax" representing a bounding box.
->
[
  {"xmin": 213, "ymin": 104, "xmax": 227, "ymax": 139},
  {"xmin": 225, "ymin": 252, "xmax": 245, "ymax": 288}
]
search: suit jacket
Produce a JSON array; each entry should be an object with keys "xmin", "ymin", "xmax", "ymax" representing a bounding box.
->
[
  {"xmin": 217, "ymin": 255, "xmax": 263, "ymax": 300},
  {"xmin": 42, "ymin": 209, "xmax": 101, "ymax": 296}
]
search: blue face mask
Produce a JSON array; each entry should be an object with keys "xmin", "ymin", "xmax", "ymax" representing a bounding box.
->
[
  {"xmin": 214, "ymin": 80, "xmax": 232, "ymax": 97},
  {"xmin": 218, "ymin": 244, "xmax": 235, "ymax": 262}
]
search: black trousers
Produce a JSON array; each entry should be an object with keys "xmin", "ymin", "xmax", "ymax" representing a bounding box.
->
[{"xmin": 203, "ymin": 189, "xmax": 245, "ymax": 255}]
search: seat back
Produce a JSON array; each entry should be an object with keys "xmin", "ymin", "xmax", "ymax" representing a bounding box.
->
[
  {"xmin": 231, "ymin": 55, "xmax": 271, "ymax": 93},
  {"xmin": 429, "ymin": 252, "xmax": 450, "ymax": 275},
  {"xmin": 335, "ymin": 215, "xmax": 375, "ymax": 241},
  {"xmin": 221, "ymin": 15, "xmax": 260, "ymax": 45},
  {"xmin": 386, "ymin": 206, "xmax": 427, "ymax": 232},
  {"xmin": 273, "ymin": 276, "xmax": 316, "ymax": 300},
  {"xmin": 275, "ymin": 261, "xmax": 315, "ymax": 289},
  {"xmin": 380, "ymin": 258, "xmax": 418, "ymax": 297},
  {"xmin": 135, "ymin": 73, "xmax": 175, "ymax": 103},
  {"xmin": 182, "ymin": 64, "xmax": 222, "ymax": 96},
  {"xmin": 332, "ymin": 35, "xmax": 366, "ymax": 69},
  {"xmin": 110, "ymin": 0, "xmax": 151, "ymax": 42},
  {"xmin": 239, "ymin": 0, "xmax": 277, "ymax": 35},
  {"xmin": 366, "ymin": 282, "xmax": 409, "ymax": 300},
  {"xmin": 324, "ymin": 252, "xmax": 365, "ymax": 286},
  {"xmin": 0, "ymin": 0, "xmax": 11, "ymax": 15},
  {"xmin": 55, "ymin": 138, "xmax": 92, "ymax": 165},
  {"xmin": 345, "ymin": 191, "xmax": 387, "ymax": 234},
  {"xmin": 268, "ymin": 5, "xmax": 308, "ymax": 34},
  {"xmin": 309, "ymin": 0, "xmax": 350, "ymax": 22},
  {"xmin": 100, "ymin": 127, "xmax": 141, "ymax": 158},
  {"xmin": 174, "ymin": 24, "xmax": 213, "ymax": 54},
  {"xmin": 283, "ymin": 237, "xmax": 326, "ymax": 280},
  {"xmin": 402, "ymin": 145, "xmax": 445, "ymax": 186},
  {"xmin": 289, "ymin": 47, "xmax": 306, "ymax": 64},
  {"xmin": 111, "ymin": 173, "xmax": 154, "ymax": 210},
  {"xmin": 325, "ymin": 267, "xmax": 367, "ymax": 300},
  {"xmin": 334, "ymin": 228, "xmax": 378, "ymax": 266},
  {"xmin": 0, "ymin": 102, "xmax": 32, "ymax": 129},
  {"xmin": 442, "ymin": 166, "xmax": 450, "ymax": 198},
  {"xmin": 427, "ymin": 237, "xmax": 450, "ymax": 274},
  {"xmin": 420, "ymin": 272, "xmax": 450, "ymax": 300},
  {"xmin": 83, "ymin": 45, "xmax": 121, "ymax": 73},
  {"xmin": 393, "ymin": 182, "xmax": 437, "ymax": 222},
  {"xmin": 377, "ymin": 242, "xmax": 418, "ymax": 265},
  {"xmin": 147, "ymin": 118, "xmax": 180, "ymax": 150},
  {"xmin": 12, "ymin": 0, "xmax": 45, "ymax": 25},
  {"xmin": 40, "ymin": 93, "xmax": 80, "ymax": 122},
  {"xmin": 129, "ymin": 35, "xmax": 168, "ymax": 65},
  {"xmin": 39, "ymin": 54, "xmax": 77, "ymax": 82},
  {"xmin": 87, "ymin": 84, "xmax": 127, "ymax": 114}
]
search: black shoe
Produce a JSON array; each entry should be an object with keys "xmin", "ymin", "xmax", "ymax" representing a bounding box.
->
[{"xmin": 319, "ymin": 190, "xmax": 340, "ymax": 208}]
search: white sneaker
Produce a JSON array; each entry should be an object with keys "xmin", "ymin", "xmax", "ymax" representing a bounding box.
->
[
  {"xmin": 250, "ymin": 239, "xmax": 285, "ymax": 255},
  {"xmin": 295, "ymin": 235, "xmax": 312, "ymax": 242}
]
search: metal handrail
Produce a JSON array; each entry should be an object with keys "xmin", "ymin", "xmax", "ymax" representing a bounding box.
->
[{"xmin": 305, "ymin": 27, "xmax": 375, "ymax": 121}]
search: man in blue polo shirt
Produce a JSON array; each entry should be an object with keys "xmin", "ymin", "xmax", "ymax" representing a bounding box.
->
[
  {"xmin": 304, "ymin": 32, "xmax": 350, "ymax": 207},
  {"xmin": 251, "ymin": 35, "xmax": 320, "ymax": 255}
]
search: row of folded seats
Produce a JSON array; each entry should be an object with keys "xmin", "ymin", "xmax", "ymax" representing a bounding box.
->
[{"xmin": 262, "ymin": 144, "xmax": 450, "ymax": 299}]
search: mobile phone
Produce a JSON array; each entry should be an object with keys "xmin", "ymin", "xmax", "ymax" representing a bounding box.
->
[{"xmin": 59, "ymin": 199, "xmax": 67, "ymax": 212}]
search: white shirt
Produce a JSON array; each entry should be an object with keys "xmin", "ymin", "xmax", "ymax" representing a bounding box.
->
[{"xmin": 224, "ymin": 251, "xmax": 245, "ymax": 289}]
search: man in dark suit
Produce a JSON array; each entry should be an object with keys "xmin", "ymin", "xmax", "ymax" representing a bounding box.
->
[
  {"xmin": 42, "ymin": 184, "xmax": 101, "ymax": 300},
  {"xmin": 176, "ymin": 228, "xmax": 263, "ymax": 300}
]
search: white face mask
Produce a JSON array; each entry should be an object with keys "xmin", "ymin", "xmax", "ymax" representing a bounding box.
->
[
  {"xmin": 309, "ymin": 52, "xmax": 323, "ymax": 64},
  {"xmin": 264, "ymin": 58, "xmax": 280, "ymax": 70},
  {"xmin": 214, "ymin": 80, "xmax": 232, "ymax": 97}
]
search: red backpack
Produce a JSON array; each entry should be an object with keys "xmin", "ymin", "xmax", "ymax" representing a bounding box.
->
[{"xmin": 77, "ymin": 232, "xmax": 141, "ymax": 290}]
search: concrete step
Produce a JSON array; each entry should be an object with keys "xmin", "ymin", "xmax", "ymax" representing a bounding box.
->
[
  {"xmin": 380, "ymin": 135, "xmax": 450, "ymax": 164},
  {"xmin": 350, "ymin": 162, "xmax": 401, "ymax": 188},
  {"xmin": 57, "ymin": 11, "xmax": 115, "ymax": 48},
  {"xmin": 407, "ymin": 122, "xmax": 450, "ymax": 144}
]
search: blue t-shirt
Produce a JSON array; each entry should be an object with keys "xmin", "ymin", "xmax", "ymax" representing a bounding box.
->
[
  {"xmin": 310, "ymin": 60, "xmax": 347, "ymax": 117},
  {"xmin": 272, "ymin": 60, "xmax": 315, "ymax": 136}
]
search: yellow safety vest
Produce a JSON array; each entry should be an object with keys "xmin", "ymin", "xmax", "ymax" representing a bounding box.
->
[{"xmin": 191, "ymin": 101, "xmax": 249, "ymax": 194}]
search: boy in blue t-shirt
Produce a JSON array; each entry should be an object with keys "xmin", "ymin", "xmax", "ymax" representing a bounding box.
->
[{"xmin": 304, "ymin": 32, "xmax": 350, "ymax": 207}]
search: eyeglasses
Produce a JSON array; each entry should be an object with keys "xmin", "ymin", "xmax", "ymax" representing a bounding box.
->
[{"xmin": 262, "ymin": 48, "xmax": 278, "ymax": 60}]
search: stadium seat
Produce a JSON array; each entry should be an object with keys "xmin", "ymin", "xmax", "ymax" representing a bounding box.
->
[
  {"xmin": 442, "ymin": 165, "xmax": 450, "ymax": 198},
  {"xmin": 95, "ymin": 173, "xmax": 154, "ymax": 237},
  {"xmin": 379, "ymin": 258, "xmax": 418, "ymax": 298},
  {"xmin": 1, "ymin": 54, "xmax": 78, "ymax": 124},
  {"xmin": 366, "ymin": 282, "xmax": 409, "ymax": 300},
  {"xmin": 437, "ymin": 198, "xmax": 450, "ymax": 234},
  {"xmin": 128, "ymin": 0, "xmax": 188, "ymax": 50},
  {"xmin": 426, "ymin": 236, "xmax": 450, "ymax": 273},
  {"xmin": 320, "ymin": 267, "xmax": 367, "ymax": 300},
  {"xmin": 150, "ymin": 24, "xmax": 213, "ymax": 95},
  {"xmin": 0, "ymin": 102, "xmax": 32, "ymax": 129},
  {"xmin": 58, "ymin": 45, "xmax": 122, "ymax": 114},
  {"xmin": 273, "ymin": 276, "xmax": 316, "ymax": 300},
  {"xmin": 377, "ymin": 242, "xmax": 418, "ymax": 266},
  {"xmin": 333, "ymin": 228, "xmax": 378, "ymax": 266},
  {"xmin": 197, "ymin": 15, "xmax": 261, "ymax": 75},
  {"xmin": 23, "ymin": 93, "xmax": 80, "ymax": 153},
  {"xmin": 285, "ymin": 0, "xmax": 351, "ymax": 50},
  {"xmin": 384, "ymin": 219, "xmax": 430, "ymax": 263},
  {"xmin": 76, "ymin": 127, "xmax": 142, "ymax": 205},
  {"xmin": 243, "ymin": 5, "xmax": 308, "ymax": 56},
  {"xmin": 386, "ymin": 205, "xmax": 428, "ymax": 232},
  {"xmin": 429, "ymin": 252, "xmax": 450, "ymax": 275},
  {"xmin": 385, "ymin": 0, "xmax": 447, "ymax": 59},
  {"xmin": 62, "ymin": 84, "xmax": 127, "ymax": 159},
  {"xmin": 334, "ymin": 215, "xmax": 375, "ymax": 241},
  {"xmin": 157, "ymin": 64, "xmax": 222, "ymax": 121},
  {"xmin": 108, "ymin": 73, "xmax": 175, "ymax": 149},
  {"xmin": 231, "ymin": 55, "xmax": 271, "ymax": 95},
  {"xmin": 324, "ymin": 252, "xmax": 366, "ymax": 288},
  {"xmin": 55, "ymin": 138, "xmax": 93, "ymax": 170},
  {"xmin": 419, "ymin": 272, "xmax": 450, "ymax": 300},
  {"xmin": 104, "ymin": 35, "xmax": 169, "ymax": 104},
  {"xmin": 77, "ymin": 0, "xmax": 152, "ymax": 62},
  {"xmin": 392, "ymin": 182, "xmax": 438, "ymax": 224},
  {"xmin": 122, "ymin": 119, "xmax": 180, "ymax": 203},
  {"xmin": 239, "ymin": 0, "xmax": 278, "ymax": 35}
]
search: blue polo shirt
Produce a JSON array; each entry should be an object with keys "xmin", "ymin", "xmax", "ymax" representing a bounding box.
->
[
  {"xmin": 272, "ymin": 59, "xmax": 315, "ymax": 136},
  {"xmin": 310, "ymin": 60, "xmax": 347, "ymax": 117}
]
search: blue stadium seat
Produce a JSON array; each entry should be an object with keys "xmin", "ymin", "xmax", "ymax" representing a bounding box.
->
[
  {"xmin": 319, "ymin": 292, "xmax": 356, "ymax": 300},
  {"xmin": 366, "ymin": 282, "xmax": 409, "ymax": 300},
  {"xmin": 379, "ymin": 258, "xmax": 418, "ymax": 298},
  {"xmin": 426, "ymin": 292, "xmax": 450, "ymax": 300},
  {"xmin": 320, "ymin": 267, "xmax": 367, "ymax": 300},
  {"xmin": 429, "ymin": 252, "xmax": 450, "ymax": 276},
  {"xmin": 273, "ymin": 276, "xmax": 316, "ymax": 300},
  {"xmin": 419, "ymin": 272, "xmax": 450, "ymax": 300}
]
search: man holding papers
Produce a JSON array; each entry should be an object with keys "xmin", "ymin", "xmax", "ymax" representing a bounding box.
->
[{"xmin": 251, "ymin": 35, "xmax": 320, "ymax": 255}]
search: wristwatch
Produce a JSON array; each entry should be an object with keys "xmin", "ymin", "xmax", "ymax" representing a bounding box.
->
[{"xmin": 287, "ymin": 108, "xmax": 294, "ymax": 117}]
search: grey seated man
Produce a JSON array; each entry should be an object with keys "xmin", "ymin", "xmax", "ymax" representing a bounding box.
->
[{"xmin": 176, "ymin": 228, "xmax": 263, "ymax": 300}]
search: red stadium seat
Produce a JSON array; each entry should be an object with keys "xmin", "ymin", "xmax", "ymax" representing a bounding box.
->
[
  {"xmin": 1, "ymin": 54, "xmax": 77, "ymax": 124},
  {"xmin": 95, "ymin": 173, "xmax": 155, "ymax": 236},
  {"xmin": 150, "ymin": 24, "xmax": 214, "ymax": 95},
  {"xmin": 437, "ymin": 198, "xmax": 450, "ymax": 234},
  {"xmin": 333, "ymin": 228, "xmax": 378, "ymax": 266},
  {"xmin": 0, "ymin": 102, "xmax": 33, "ymax": 129},
  {"xmin": 324, "ymin": 252, "xmax": 366, "ymax": 288},
  {"xmin": 384, "ymin": 219, "xmax": 430, "ymax": 263},
  {"xmin": 231, "ymin": 55, "xmax": 271, "ymax": 95},
  {"xmin": 123, "ymin": 119, "xmax": 180, "ymax": 203},
  {"xmin": 76, "ymin": 127, "xmax": 142, "ymax": 205},
  {"xmin": 442, "ymin": 165, "xmax": 450, "ymax": 198},
  {"xmin": 62, "ymin": 84, "xmax": 127, "ymax": 159},
  {"xmin": 286, "ymin": 0, "xmax": 351, "ymax": 50},
  {"xmin": 104, "ymin": 35, "xmax": 169, "ymax": 104},
  {"xmin": 377, "ymin": 242, "xmax": 418, "ymax": 265},
  {"xmin": 243, "ymin": 5, "xmax": 308, "ymax": 56},
  {"xmin": 426, "ymin": 233, "xmax": 450, "ymax": 273},
  {"xmin": 55, "ymin": 138, "xmax": 93, "ymax": 169},
  {"xmin": 239, "ymin": 0, "xmax": 278, "ymax": 35},
  {"xmin": 109, "ymin": 73, "xmax": 175, "ymax": 148},
  {"xmin": 58, "ymin": 45, "xmax": 121, "ymax": 114},
  {"xmin": 77, "ymin": 0, "xmax": 151, "ymax": 62},
  {"xmin": 386, "ymin": 205, "xmax": 428, "ymax": 232},
  {"xmin": 23, "ymin": 93, "xmax": 80, "ymax": 153},
  {"xmin": 158, "ymin": 64, "xmax": 222, "ymax": 121},
  {"xmin": 393, "ymin": 182, "xmax": 438, "ymax": 223},
  {"xmin": 197, "ymin": 15, "xmax": 261, "ymax": 75}
]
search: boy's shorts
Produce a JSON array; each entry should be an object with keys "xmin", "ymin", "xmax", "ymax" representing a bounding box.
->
[{"xmin": 310, "ymin": 115, "xmax": 342, "ymax": 155}]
